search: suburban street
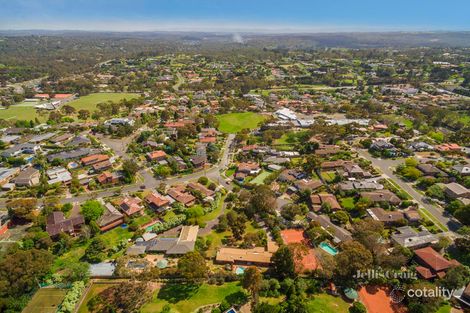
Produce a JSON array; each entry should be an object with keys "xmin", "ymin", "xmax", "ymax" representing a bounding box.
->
[
  {"xmin": 0, "ymin": 134, "xmax": 236, "ymax": 208},
  {"xmin": 357, "ymin": 149, "xmax": 462, "ymax": 235}
]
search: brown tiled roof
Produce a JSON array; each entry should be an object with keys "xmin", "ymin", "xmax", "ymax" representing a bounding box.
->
[
  {"xmin": 81, "ymin": 154, "xmax": 109, "ymax": 165},
  {"xmin": 367, "ymin": 207, "xmax": 404, "ymax": 223},
  {"xmin": 187, "ymin": 182, "xmax": 215, "ymax": 197},
  {"xmin": 46, "ymin": 211, "xmax": 84, "ymax": 236},
  {"xmin": 167, "ymin": 186, "xmax": 196, "ymax": 205},
  {"xmin": 361, "ymin": 190, "xmax": 401, "ymax": 204},
  {"xmin": 216, "ymin": 247, "xmax": 272, "ymax": 265}
]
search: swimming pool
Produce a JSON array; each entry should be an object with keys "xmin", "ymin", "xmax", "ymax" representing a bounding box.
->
[
  {"xmin": 319, "ymin": 242, "xmax": 338, "ymax": 256},
  {"xmin": 235, "ymin": 266, "xmax": 245, "ymax": 275}
]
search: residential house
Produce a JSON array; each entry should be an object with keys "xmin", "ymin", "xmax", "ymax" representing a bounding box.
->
[
  {"xmin": 117, "ymin": 196, "xmax": 144, "ymax": 216},
  {"xmin": 190, "ymin": 155, "xmax": 207, "ymax": 168},
  {"xmin": 310, "ymin": 193, "xmax": 341, "ymax": 212},
  {"xmin": 51, "ymin": 133, "xmax": 73, "ymax": 145},
  {"xmin": 367, "ymin": 207, "xmax": 405, "ymax": 225},
  {"xmin": 66, "ymin": 135, "xmax": 91, "ymax": 147},
  {"xmin": 81, "ymin": 154, "xmax": 110, "ymax": 166},
  {"xmin": 146, "ymin": 150, "xmax": 167, "ymax": 162},
  {"xmin": 145, "ymin": 192, "xmax": 171, "ymax": 212},
  {"xmin": 92, "ymin": 160, "xmax": 112, "ymax": 172},
  {"xmin": 306, "ymin": 212, "xmax": 353, "ymax": 243},
  {"xmin": 294, "ymin": 179, "xmax": 323, "ymax": 192},
  {"xmin": 187, "ymin": 182, "xmax": 215, "ymax": 198},
  {"xmin": 453, "ymin": 164, "xmax": 470, "ymax": 176},
  {"xmin": 46, "ymin": 167, "xmax": 72, "ymax": 185},
  {"xmin": 342, "ymin": 162, "xmax": 372, "ymax": 178},
  {"xmin": 0, "ymin": 167, "xmax": 20, "ymax": 186},
  {"xmin": 414, "ymin": 246, "xmax": 459, "ymax": 279},
  {"xmin": 1, "ymin": 143, "xmax": 41, "ymax": 158},
  {"xmin": 216, "ymin": 247, "xmax": 273, "ymax": 267},
  {"xmin": 97, "ymin": 171, "xmax": 122, "ymax": 185},
  {"xmin": 408, "ymin": 142, "xmax": 434, "ymax": 152},
  {"xmin": 104, "ymin": 118, "xmax": 135, "ymax": 127},
  {"xmin": 13, "ymin": 167, "xmax": 40, "ymax": 187},
  {"xmin": 46, "ymin": 211, "xmax": 84, "ymax": 237},
  {"xmin": 391, "ymin": 226, "xmax": 438, "ymax": 249},
  {"xmin": 167, "ymin": 185, "xmax": 196, "ymax": 206},
  {"xmin": 47, "ymin": 148, "xmax": 94, "ymax": 162},
  {"xmin": 417, "ymin": 163, "xmax": 448, "ymax": 178},
  {"xmin": 444, "ymin": 183, "xmax": 470, "ymax": 199},
  {"xmin": 97, "ymin": 203, "xmax": 125, "ymax": 232},
  {"xmin": 361, "ymin": 190, "xmax": 401, "ymax": 205},
  {"xmin": 337, "ymin": 180, "xmax": 383, "ymax": 191},
  {"xmin": 144, "ymin": 225, "xmax": 199, "ymax": 255}
]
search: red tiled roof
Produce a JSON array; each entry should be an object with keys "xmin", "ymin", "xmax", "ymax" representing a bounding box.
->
[
  {"xmin": 147, "ymin": 150, "xmax": 167, "ymax": 160},
  {"xmin": 145, "ymin": 192, "xmax": 169, "ymax": 208},
  {"xmin": 414, "ymin": 246, "xmax": 452, "ymax": 272}
]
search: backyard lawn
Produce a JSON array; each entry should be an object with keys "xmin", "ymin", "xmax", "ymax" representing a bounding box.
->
[
  {"xmin": 23, "ymin": 288, "xmax": 67, "ymax": 313},
  {"xmin": 251, "ymin": 170, "xmax": 271, "ymax": 185},
  {"xmin": 216, "ymin": 112, "xmax": 267, "ymax": 133},
  {"xmin": 53, "ymin": 226, "xmax": 132, "ymax": 271},
  {"xmin": 306, "ymin": 293, "xmax": 350, "ymax": 313},
  {"xmin": 141, "ymin": 282, "xmax": 246, "ymax": 313},
  {"xmin": 340, "ymin": 197, "xmax": 355, "ymax": 210},
  {"xmin": 68, "ymin": 92, "xmax": 139, "ymax": 112},
  {"xmin": 321, "ymin": 171, "xmax": 338, "ymax": 183}
]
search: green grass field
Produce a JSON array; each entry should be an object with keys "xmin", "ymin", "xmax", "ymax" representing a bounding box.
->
[
  {"xmin": 216, "ymin": 112, "xmax": 267, "ymax": 133},
  {"xmin": 0, "ymin": 92, "xmax": 139, "ymax": 122},
  {"xmin": 23, "ymin": 288, "xmax": 67, "ymax": 313},
  {"xmin": 0, "ymin": 105, "xmax": 47, "ymax": 121},
  {"xmin": 306, "ymin": 294, "xmax": 350, "ymax": 313},
  {"xmin": 69, "ymin": 92, "xmax": 139, "ymax": 112},
  {"xmin": 141, "ymin": 282, "xmax": 245, "ymax": 313},
  {"xmin": 251, "ymin": 170, "xmax": 271, "ymax": 185}
]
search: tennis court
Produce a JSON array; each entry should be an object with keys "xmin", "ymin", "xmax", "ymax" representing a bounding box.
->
[{"xmin": 23, "ymin": 288, "xmax": 67, "ymax": 313}]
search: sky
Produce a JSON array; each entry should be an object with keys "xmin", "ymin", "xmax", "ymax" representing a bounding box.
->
[{"xmin": 1, "ymin": 0, "xmax": 470, "ymax": 33}]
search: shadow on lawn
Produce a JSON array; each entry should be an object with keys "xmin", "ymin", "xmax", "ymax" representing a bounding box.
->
[
  {"xmin": 157, "ymin": 284, "xmax": 200, "ymax": 303},
  {"xmin": 224, "ymin": 290, "xmax": 248, "ymax": 306}
]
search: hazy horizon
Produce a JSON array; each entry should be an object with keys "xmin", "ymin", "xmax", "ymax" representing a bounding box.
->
[{"xmin": 1, "ymin": 0, "xmax": 470, "ymax": 33}]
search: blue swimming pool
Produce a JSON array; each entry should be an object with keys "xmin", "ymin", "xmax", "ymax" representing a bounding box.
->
[
  {"xmin": 319, "ymin": 242, "xmax": 338, "ymax": 256},
  {"xmin": 235, "ymin": 266, "xmax": 245, "ymax": 275}
]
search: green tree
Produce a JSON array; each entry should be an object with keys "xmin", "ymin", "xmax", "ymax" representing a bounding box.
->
[
  {"xmin": 439, "ymin": 265, "xmax": 470, "ymax": 290},
  {"xmin": 335, "ymin": 241, "xmax": 373, "ymax": 279},
  {"xmin": 122, "ymin": 159, "xmax": 139, "ymax": 183},
  {"xmin": 272, "ymin": 245, "xmax": 296, "ymax": 279},
  {"xmin": 243, "ymin": 267, "xmax": 262, "ymax": 306},
  {"xmin": 177, "ymin": 251, "xmax": 208, "ymax": 283},
  {"xmin": 349, "ymin": 301, "xmax": 367, "ymax": 313},
  {"xmin": 84, "ymin": 238, "xmax": 106, "ymax": 263},
  {"xmin": 0, "ymin": 249, "xmax": 53, "ymax": 297},
  {"xmin": 80, "ymin": 200, "xmax": 105, "ymax": 223}
]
